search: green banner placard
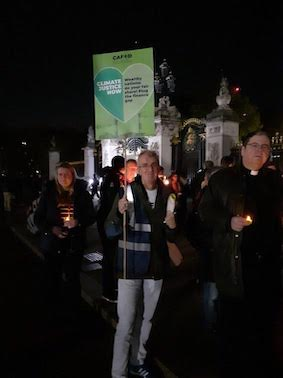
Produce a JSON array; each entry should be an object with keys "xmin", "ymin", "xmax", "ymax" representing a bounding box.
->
[{"xmin": 93, "ymin": 47, "xmax": 155, "ymax": 140}]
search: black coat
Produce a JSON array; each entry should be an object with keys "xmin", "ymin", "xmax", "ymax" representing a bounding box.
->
[
  {"xmin": 34, "ymin": 179, "xmax": 96, "ymax": 255},
  {"xmin": 199, "ymin": 165, "xmax": 282, "ymax": 299}
]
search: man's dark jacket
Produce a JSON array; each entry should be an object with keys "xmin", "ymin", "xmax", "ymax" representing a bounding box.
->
[
  {"xmin": 199, "ymin": 165, "xmax": 282, "ymax": 299},
  {"xmin": 105, "ymin": 176, "xmax": 176, "ymax": 279}
]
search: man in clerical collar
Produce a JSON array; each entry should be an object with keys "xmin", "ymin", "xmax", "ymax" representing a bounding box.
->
[
  {"xmin": 240, "ymin": 130, "xmax": 271, "ymax": 176},
  {"xmin": 199, "ymin": 130, "xmax": 283, "ymax": 378}
]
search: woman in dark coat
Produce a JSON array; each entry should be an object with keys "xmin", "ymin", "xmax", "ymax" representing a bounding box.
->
[{"xmin": 34, "ymin": 162, "xmax": 96, "ymax": 317}]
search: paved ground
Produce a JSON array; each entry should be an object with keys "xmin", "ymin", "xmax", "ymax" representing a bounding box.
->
[{"xmin": 1, "ymin": 224, "xmax": 115, "ymax": 378}]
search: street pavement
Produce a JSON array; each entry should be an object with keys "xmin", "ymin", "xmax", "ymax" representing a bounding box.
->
[
  {"xmin": 7, "ymin": 204, "xmax": 221, "ymax": 378},
  {"xmin": 1, "ymin": 223, "xmax": 115, "ymax": 378}
]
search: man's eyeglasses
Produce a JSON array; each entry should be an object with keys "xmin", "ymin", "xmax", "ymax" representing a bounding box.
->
[
  {"xmin": 139, "ymin": 162, "xmax": 159, "ymax": 170},
  {"xmin": 246, "ymin": 143, "xmax": 271, "ymax": 152}
]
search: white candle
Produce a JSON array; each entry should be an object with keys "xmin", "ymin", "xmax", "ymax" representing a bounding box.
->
[{"xmin": 167, "ymin": 193, "xmax": 176, "ymax": 212}]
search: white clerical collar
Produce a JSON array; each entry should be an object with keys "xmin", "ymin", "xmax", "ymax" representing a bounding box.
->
[{"xmin": 250, "ymin": 170, "xmax": 259, "ymax": 176}]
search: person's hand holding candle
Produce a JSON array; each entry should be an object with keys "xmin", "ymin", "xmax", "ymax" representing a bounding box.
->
[
  {"xmin": 63, "ymin": 213, "xmax": 78, "ymax": 229},
  {"xmin": 231, "ymin": 214, "xmax": 253, "ymax": 232},
  {"xmin": 64, "ymin": 218, "xmax": 78, "ymax": 229}
]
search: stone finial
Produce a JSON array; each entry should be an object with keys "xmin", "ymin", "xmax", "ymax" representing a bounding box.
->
[
  {"xmin": 87, "ymin": 125, "xmax": 95, "ymax": 147},
  {"xmin": 158, "ymin": 95, "xmax": 170, "ymax": 109},
  {"xmin": 166, "ymin": 72, "xmax": 175, "ymax": 93},
  {"xmin": 159, "ymin": 59, "xmax": 170, "ymax": 78},
  {"xmin": 50, "ymin": 135, "xmax": 56, "ymax": 150},
  {"xmin": 216, "ymin": 77, "xmax": 231, "ymax": 108}
]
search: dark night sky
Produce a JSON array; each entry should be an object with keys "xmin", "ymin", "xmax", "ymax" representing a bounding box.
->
[{"xmin": 1, "ymin": 2, "xmax": 283, "ymax": 131}]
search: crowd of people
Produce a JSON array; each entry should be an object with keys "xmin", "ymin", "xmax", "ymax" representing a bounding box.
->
[{"xmin": 2, "ymin": 129, "xmax": 283, "ymax": 377}]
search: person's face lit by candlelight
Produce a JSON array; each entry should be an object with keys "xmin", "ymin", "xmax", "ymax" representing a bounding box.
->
[
  {"xmin": 241, "ymin": 134, "xmax": 270, "ymax": 171},
  {"xmin": 57, "ymin": 167, "xmax": 74, "ymax": 190}
]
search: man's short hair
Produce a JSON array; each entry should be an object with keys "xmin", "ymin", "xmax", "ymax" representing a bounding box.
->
[
  {"xmin": 138, "ymin": 150, "xmax": 159, "ymax": 165},
  {"xmin": 111, "ymin": 155, "xmax": 125, "ymax": 170},
  {"xmin": 204, "ymin": 160, "xmax": 214, "ymax": 170},
  {"xmin": 221, "ymin": 155, "xmax": 235, "ymax": 167},
  {"xmin": 241, "ymin": 130, "xmax": 270, "ymax": 147},
  {"xmin": 126, "ymin": 159, "xmax": 137, "ymax": 166}
]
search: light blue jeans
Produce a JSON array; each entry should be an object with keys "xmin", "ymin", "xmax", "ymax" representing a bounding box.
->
[{"xmin": 111, "ymin": 278, "xmax": 163, "ymax": 378}]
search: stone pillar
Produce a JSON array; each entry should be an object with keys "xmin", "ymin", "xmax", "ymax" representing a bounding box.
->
[
  {"xmin": 48, "ymin": 136, "xmax": 60, "ymax": 179},
  {"xmin": 153, "ymin": 96, "xmax": 181, "ymax": 175},
  {"xmin": 83, "ymin": 147, "xmax": 94, "ymax": 181},
  {"xmin": 48, "ymin": 150, "xmax": 60, "ymax": 179},
  {"xmin": 101, "ymin": 139, "xmax": 123, "ymax": 168},
  {"xmin": 205, "ymin": 77, "xmax": 239, "ymax": 165},
  {"xmin": 147, "ymin": 135, "xmax": 172, "ymax": 175},
  {"xmin": 205, "ymin": 121, "xmax": 239, "ymax": 165},
  {"xmin": 82, "ymin": 125, "xmax": 95, "ymax": 180}
]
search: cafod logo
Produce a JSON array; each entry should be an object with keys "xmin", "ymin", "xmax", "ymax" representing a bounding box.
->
[{"xmin": 94, "ymin": 63, "xmax": 153, "ymax": 123}]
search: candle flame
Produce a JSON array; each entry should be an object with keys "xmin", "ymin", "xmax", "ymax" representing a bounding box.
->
[
  {"xmin": 246, "ymin": 215, "xmax": 252, "ymax": 223},
  {"xmin": 64, "ymin": 210, "xmax": 71, "ymax": 222}
]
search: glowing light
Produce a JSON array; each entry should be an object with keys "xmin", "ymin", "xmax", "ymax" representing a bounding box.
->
[
  {"xmin": 232, "ymin": 86, "xmax": 241, "ymax": 94},
  {"xmin": 246, "ymin": 215, "xmax": 252, "ymax": 224},
  {"xmin": 126, "ymin": 186, "xmax": 134, "ymax": 203},
  {"xmin": 64, "ymin": 209, "xmax": 72, "ymax": 222},
  {"xmin": 167, "ymin": 193, "xmax": 176, "ymax": 212}
]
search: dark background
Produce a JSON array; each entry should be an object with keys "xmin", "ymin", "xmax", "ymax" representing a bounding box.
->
[
  {"xmin": 1, "ymin": 2, "xmax": 282, "ymax": 131},
  {"xmin": 1, "ymin": 2, "xmax": 283, "ymax": 185}
]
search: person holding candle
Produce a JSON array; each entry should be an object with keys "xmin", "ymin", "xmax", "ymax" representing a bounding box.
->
[
  {"xmin": 199, "ymin": 130, "xmax": 283, "ymax": 377},
  {"xmin": 34, "ymin": 161, "xmax": 96, "ymax": 320}
]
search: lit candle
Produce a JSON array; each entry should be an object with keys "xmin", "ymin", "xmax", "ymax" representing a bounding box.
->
[
  {"xmin": 246, "ymin": 215, "xmax": 253, "ymax": 224},
  {"xmin": 164, "ymin": 176, "xmax": 170, "ymax": 186},
  {"xmin": 64, "ymin": 209, "xmax": 71, "ymax": 222},
  {"xmin": 167, "ymin": 193, "xmax": 176, "ymax": 212}
]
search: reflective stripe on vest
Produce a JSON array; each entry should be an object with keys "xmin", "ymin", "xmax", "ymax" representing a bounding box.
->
[{"xmin": 118, "ymin": 240, "xmax": 151, "ymax": 252}]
